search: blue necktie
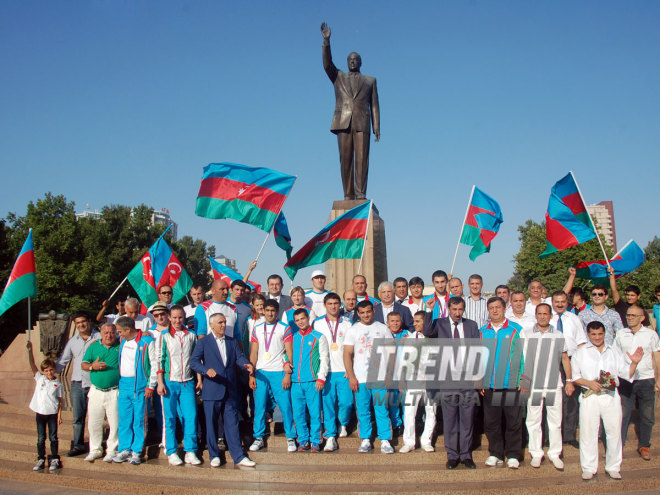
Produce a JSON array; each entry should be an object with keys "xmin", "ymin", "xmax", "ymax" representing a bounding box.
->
[{"xmin": 557, "ymin": 314, "xmax": 564, "ymax": 333}]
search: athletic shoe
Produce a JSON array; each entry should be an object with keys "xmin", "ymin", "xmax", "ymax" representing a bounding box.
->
[
  {"xmin": 33, "ymin": 459, "xmax": 46, "ymax": 471},
  {"xmin": 380, "ymin": 440, "xmax": 394, "ymax": 454},
  {"xmin": 607, "ymin": 470, "xmax": 622, "ymax": 480},
  {"xmin": 168, "ymin": 453, "xmax": 183, "ymax": 466},
  {"xmin": 582, "ymin": 471, "xmax": 594, "ymax": 480},
  {"xmin": 507, "ymin": 458, "xmax": 519, "ymax": 469},
  {"xmin": 324, "ymin": 437, "xmax": 338, "ymax": 452},
  {"xmin": 84, "ymin": 451, "xmax": 102, "ymax": 462},
  {"xmin": 297, "ymin": 442, "xmax": 311, "ymax": 452},
  {"xmin": 49, "ymin": 459, "xmax": 62, "ymax": 471},
  {"xmin": 112, "ymin": 450, "xmax": 131, "ymax": 463},
  {"xmin": 358, "ymin": 439, "xmax": 372, "ymax": 453},
  {"xmin": 236, "ymin": 457, "xmax": 256, "ymax": 467},
  {"xmin": 249, "ymin": 438, "xmax": 265, "ymax": 452},
  {"xmin": 421, "ymin": 444, "xmax": 434, "ymax": 452},
  {"xmin": 549, "ymin": 456, "xmax": 564, "ymax": 471},
  {"xmin": 485, "ymin": 455, "xmax": 503, "ymax": 467},
  {"xmin": 184, "ymin": 452, "xmax": 202, "ymax": 465},
  {"xmin": 530, "ymin": 457, "xmax": 542, "ymax": 468},
  {"xmin": 399, "ymin": 444, "xmax": 414, "ymax": 453},
  {"xmin": 311, "ymin": 443, "xmax": 320, "ymax": 453},
  {"xmin": 129, "ymin": 453, "xmax": 141, "ymax": 465},
  {"xmin": 339, "ymin": 425, "xmax": 348, "ymax": 438},
  {"xmin": 103, "ymin": 452, "xmax": 116, "ymax": 463},
  {"xmin": 286, "ymin": 438, "xmax": 297, "ymax": 453},
  {"xmin": 210, "ymin": 457, "xmax": 222, "ymax": 468}
]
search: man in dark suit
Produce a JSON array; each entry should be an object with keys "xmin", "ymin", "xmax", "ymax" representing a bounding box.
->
[
  {"xmin": 374, "ymin": 281, "xmax": 414, "ymax": 330},
  {"xmin": 190, "ymin": 313, "xmax": 256, "ymax": 468},
  {"xmin": 424, "ymin": 297, "xmax": 479, "ymax": 469},
  {"xmin": 265, "ymin": 274, "xmax": 293, "ymax": 320},
  {"xmin": 321, "ymin": 22, "xmax": 380, "ymax": 200}
]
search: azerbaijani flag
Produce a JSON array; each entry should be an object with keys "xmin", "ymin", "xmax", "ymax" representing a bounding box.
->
[
  {"xmin": 459, "ymin": 187, "xmax": 503, "ymax": 261},
  {"xmin": 195, "ymin": 162, "xmax": 296, "ymax": 233},
  {"xmin": 127, "ymin": 226, "xmax": 193, "ymax": 307},
  {"xmin": 575, "ymin": 239, "xmax": 645, "ymax": 282},
  {"xmin": 0, "ymin": 229, "xmax": 37, "ymax": 318},
  {"xmin": 284, "ymin": 201, "xmax": 371, "ymax": 280},
  {"xmin": 540, "ymin": 172, "xmax": 596, "ymax": 258},
  {"xmin": 273, "ymin": 212, "xmax": 293, "ymax": 260},
  {"xmin": 209, "ymin": 257, "xmax": 262, "ymax": 294}
]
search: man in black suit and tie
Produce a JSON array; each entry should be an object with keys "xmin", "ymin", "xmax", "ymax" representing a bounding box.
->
[
  {"xmin": 321, "ymin": 22, "xmax": 380, "ymax": 200},
  {"xmin": 374, "ymin": 281, "xmax": 414, "ymax": 330},
  {"xmin": 265, "ymin": 274, "xmax": 293, "ymax": 320},
  {"xmin": 424, "ymin": 297, "xmax": 479, "ymax": 469},
  {"xmin": 190, "ymin": 313, "xmax": 256, "ymax": 468}
]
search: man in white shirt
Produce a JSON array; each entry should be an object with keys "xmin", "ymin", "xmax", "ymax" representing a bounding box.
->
[
  {"xmin": 506, "ymin": 291, "xmax": 536, "ymax": 333},
  {"xmin": 525, "ymin": 280, "xmax": 551, "ymax": 314},
  {"xmin": 614, "ymin": 304, "xmax": 660, "ymax": 461},
  {"xmin": 305, "ymin": 269, "xmax": 330, "ymax": 317},
  {"xmin": 124, "ymin": 298, "xmax": 154, "ymax": 333},
  {"xmin": 343, "ymin": 300, "xmax": 393, "ymax": 454},
  {"xmin": 393, "ymin": 277, "xmax": 408, "ymax": 304},
  {"xmin": 194, "ymin": 279, "xmax": 238, "ymax": 339},
  {"xmin": 403, "ymin": 276, "xmax": 427, "ymax": 314}
]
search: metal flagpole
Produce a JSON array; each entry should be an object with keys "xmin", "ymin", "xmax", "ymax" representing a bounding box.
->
[
  {"xmin": 570, "ymin": 171, "xmax": 611, "ymax": 268},
  {"xmin": 357, "ymin": 201, "xmax": 373, "ymax": 275},
  {"xmin": 106, "ymin": 276, "xmax": 128, "ymax": 302},
  {"xmin": 450, "ymin": 185, "xmax": 475, "ymax": 276},
  {"xmin": 27, "ymin": 297, "xmax": 31, "ymax": 342}
]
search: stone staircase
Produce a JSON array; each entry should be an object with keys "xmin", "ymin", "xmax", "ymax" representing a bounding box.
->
[{"xmin": 0, "ymin": 394, "xmax": 659, "ymax": 495}]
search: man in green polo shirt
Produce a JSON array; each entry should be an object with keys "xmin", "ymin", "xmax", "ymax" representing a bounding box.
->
[{"xmin": 81, "ymin": 322, "xmax": 120, "ymax": 462}]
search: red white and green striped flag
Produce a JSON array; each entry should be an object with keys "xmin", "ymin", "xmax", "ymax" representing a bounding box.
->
[
  {"xmin": 0, "ymin": 229, "xmax": 37, "ymax": 317},
  {"xmin": 284, "ymin": 201, "xmax": 371, "ymax": 280},
  {"xmin": 195, "ymin": 162, "xmax": 296, "ymax": 233}
]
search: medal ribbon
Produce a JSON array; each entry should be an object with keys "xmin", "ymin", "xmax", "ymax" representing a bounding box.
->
[
  {"xmin": 325, "ymin": 317, "xmax": 339, "ymax": 344},
  {"xmin": 264, "ymin": 323, "xmax": 276, "ymax": 353},
  {"xmin": 435, "ymin": 292, "xmax": 449, "ymax": 318}
]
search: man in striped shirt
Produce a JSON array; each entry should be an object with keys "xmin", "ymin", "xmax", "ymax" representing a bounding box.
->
[{"xmin": 464, "ymin": 274, "xmax": 489, "ymax": 328}]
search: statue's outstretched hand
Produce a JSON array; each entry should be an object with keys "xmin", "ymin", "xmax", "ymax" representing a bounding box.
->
[
  {"xmin": 374, "ymin": 131, "xmax": 380, "ymax": 142},
  {"xmin": 321, "ymin": 22, "xmax": 331, "ymax": 39}
]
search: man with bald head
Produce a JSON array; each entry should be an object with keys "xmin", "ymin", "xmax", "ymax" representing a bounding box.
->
[
  {"xmin": 194, "ymin": 279, "xmax": 238, "ymax": 339},
  {"xmin": 352, "ymin": 274, "xmax": 380, "ymax": 305},
  {"xmin": 340, "ymin": 290, "xmax": 359, "ymax": 323}
]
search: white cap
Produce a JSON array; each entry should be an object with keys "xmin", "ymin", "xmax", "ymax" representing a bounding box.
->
[{"xmin": 311, "ymin": 269, "xmax": 326, "ymax": 279}]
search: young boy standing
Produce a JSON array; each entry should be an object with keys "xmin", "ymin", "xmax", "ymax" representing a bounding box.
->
[{"xmin": 27, "ymin": 341, "xmax": 62, "ymax": 471}]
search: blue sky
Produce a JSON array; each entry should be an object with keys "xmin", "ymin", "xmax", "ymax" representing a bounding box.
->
[{"xmin": 1, "ymin": 1, "xmax": 658, "ymax": 291}]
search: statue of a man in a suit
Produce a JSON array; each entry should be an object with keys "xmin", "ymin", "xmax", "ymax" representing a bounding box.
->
[{"xmin": 321, "ymin": 22, "xmax": 380, "ymax": 200}]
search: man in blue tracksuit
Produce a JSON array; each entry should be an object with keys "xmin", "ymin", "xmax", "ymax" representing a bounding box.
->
[
  {"xmin": 112, "ymin": 317, "xmax": 156, "ymax": 465},
  {"xmin": 290, "ymin": 309, "xmax": 329, "ymax": 452}
]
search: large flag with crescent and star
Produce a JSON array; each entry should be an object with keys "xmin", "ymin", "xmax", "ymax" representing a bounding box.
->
[
  {"xmin": 195, "ymin": 162, "xmax": 296, "ymax": 233},
  {"xmin": 0, "ymin": 229, "xmax": 37, "ymax": 318},
  {"xmin": 208, "ymin": 256, "xmax": 262, "ymax": 294},
  {"xmin": 459, "ymin": 187, "xmax": 503, "ymax": 261},
  {"xmin": 540, "ymin": 172, "xmax": 597, "ymax": 258},
  {"xmin": 575, "ymin": 239, "xmax": 645, "ymax": 283},
  {"xmin": 284, "ymin": 201, "xmax": 371, "ymax": 280},
  {"xmin": 127, "ymin": 226, "xmax": 192, "ymax": 307}
]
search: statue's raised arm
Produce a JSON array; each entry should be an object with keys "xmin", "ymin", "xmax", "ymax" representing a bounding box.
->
[{"xmin": 321, "ymin": 22, "xmax": 337, "ymax": 83}]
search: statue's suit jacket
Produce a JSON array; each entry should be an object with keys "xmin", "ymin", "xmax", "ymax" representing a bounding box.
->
[{"xmin": 323, "ymin": 40, "xmax": 380, "ymax": 135}]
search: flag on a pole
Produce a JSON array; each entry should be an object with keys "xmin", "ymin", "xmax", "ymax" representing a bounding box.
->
[
  {"xmin": 273, "ymin": 212, "xmax": 293, "ymax": 260},
  {"xmin": 209, "ymin": 257, "xmax": 262, "ymax": 294},
  {"xmin": 575, "ymin": 239, "xmax": 645, "ymax": 282},
  {"xmin": 540, "ymin": 173, "xmax": 596, "ymax": 258},
  {"xmin": 459, "ymin": 187, "xmax": 503, "ymax": 261},
  {"xmin": 0, "ymin": 229, "xmax": 37, "ymax": 318},
  {"xmin": 284, "ymin": 201, "xmax": 371, "ymax": 280},
  {"xmin": 195, "ymin": 162, "xmax": 296, "ymax": 233},
  {"xmin": 127, "ymin": 227, "xmax": 193, "ymax": 307}
]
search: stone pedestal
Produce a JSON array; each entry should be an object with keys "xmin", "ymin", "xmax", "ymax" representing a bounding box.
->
[{"xmin": 325, "ymin": 200, "xmax": 388, "ymax": 298}]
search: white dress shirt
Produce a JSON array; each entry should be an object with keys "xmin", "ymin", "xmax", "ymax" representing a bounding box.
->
[{"xmin": 614, "ymin": 326, "xmax": 660, "ymax": 381}]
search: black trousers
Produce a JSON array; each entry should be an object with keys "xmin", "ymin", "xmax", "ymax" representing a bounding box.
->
[
  {"xmin": 483, "ymin": 389, "xmax": 523, "ymax": 461},
  {"xmin": 36, "ymin": 413, "xmax": 59, "ymax": 460}
]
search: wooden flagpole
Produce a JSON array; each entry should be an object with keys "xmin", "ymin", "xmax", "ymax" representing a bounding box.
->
[{"xmin": 450, "ymin": 185, "xmax": 475, "ymax": 276}]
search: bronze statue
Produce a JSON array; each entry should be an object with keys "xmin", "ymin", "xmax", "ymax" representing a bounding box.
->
[
  {"xmin": 38, "ymin": 310, "xmax": 70, "ymax": 360},
  {"xmin": 321, "ymin": 22, "xmax": 380, "ymax": 200}
]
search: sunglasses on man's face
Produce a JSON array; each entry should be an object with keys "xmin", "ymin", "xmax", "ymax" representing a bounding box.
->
[
  {"xmin": 160, "ymin": 291, "xmax": 173, "ymax": 295},
  {"xmin": 591, "ymin": 292, "xmax": 606, "ymax": 297}
]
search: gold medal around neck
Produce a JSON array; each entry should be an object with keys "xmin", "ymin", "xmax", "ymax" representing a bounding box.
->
[
  {"xmin": 331, "ymin": 342, "xmax": 339, "ymax": 351},
  {"xmin": 263, "ymin": 352, "xmax": 272, "ymax": 360}
]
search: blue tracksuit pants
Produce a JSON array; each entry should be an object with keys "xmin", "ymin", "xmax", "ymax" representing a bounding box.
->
[
  {"xmin": 253, "ymin": 370, "xmax": 296, "ymax": 439},
  {"xmin": 356, "ymin": 384, "xmax": 391, "ymax": 440},
  {"xmin": 388, "ymin": 389, "xmax": 403, "ymax": 428},
  {"xmin": 291, "ymin": 381, "xmax": 321, "ymax": 444},
  {"xmin": 163, "ymin": 379, "xmax": 198, "ymax": 455},
  {"xmin": 322, "ymin": 371, "xmax": 354, "ymax": 438},
  {"xmin": 117, "ymin": 376, "xmax": 147, "ymax": 454}
]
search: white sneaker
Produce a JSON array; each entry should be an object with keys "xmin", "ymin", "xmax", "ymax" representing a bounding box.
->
[
  {"xmin": 549, "ymin": 456, "xmax": 564, "ymax": 470},
  {"xmin": 112, "ymin": 450, "xmax": 131, "ymax": 463},
  {"xmin": 129, "ymin": 453, "xmax": 141, "ymax": 465},
  {"xmin": 48, "ymin": 459, "xmax": 62, "ymax": 471},
  {"xmin": 485, "ymin": 455, "xmax": 503, "ymax": 467},
  {"xmin": 380, "ymin": 440, "xmax": 394, "ymax": 454},
  {"xmin": 33, "ymin": 459, "xmax": 46, "ymax": 471},
  {"xmin": 339, "ymin": 425, "xmax": 348, "ymax": 438},
  {"xmin": 286, "ymin": 438, "xmax": 297, "ymax": 453},
  {"xmin": 607, "ymin": 470, "xmax": 622, "ymax": 480},
  {"xmin": 582, "ymin": 471, "xmax": 594, "ymax": 480},
  {"xmin": 103, "ymin": 452, "xmax": 116, "ymax": 463},
  {"xmin": 84, "ymin": 451, "xmax": 102, "ymax": 462},
  {"xmin": 399, "ymin": 444, "xmax": 414, "ymax": 453},
  {"xmin": 358, "ymin": 439, "xmax": 372, "ymax": 453},
  {"xmin": 210, "ymin": 457, "xmax": 222, "ymax": 468},
  {"xmin": 184, "ymin": 452, "xmax": 202, "ymax": 465},
  {"xmin": 507, "ymin": 458, "xmax": 520, "ymax": 469},
  {"xmin": 250, "ymin": 438, "xmax": 265, "ymax": 452},
  {"xmin": 237, "ymin": 457, "xmax": 256, "ymax": 467},
  {"xmin": 168, "ymin": 453, "xmax": 183, "ymax": 466},
  {"xmin": 421, "ymin": 444, "xmax": 434, "ymax": 452},
  {"xmin": 530, "ymin": 456, "xmax": 542, "ymax": 468},
  {"xmin": 324, "ymin": 437, "xmax": 338, "ymax": 452}
]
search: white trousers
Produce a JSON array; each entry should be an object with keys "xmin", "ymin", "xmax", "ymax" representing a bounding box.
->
[
  {"xmin": 87, "ymin": 385, "xmax": 119, "ymax": 455},
  {"xmin": 526, "ymin": 388, "xmax": 563, "ymax": 459},
  {"xmin": 579, "ymin": 391, "xmax": 622, "ymax": 474},
  {"xmin": 402, "ymin": 390, "xmax": 437, "ymax": 447}
]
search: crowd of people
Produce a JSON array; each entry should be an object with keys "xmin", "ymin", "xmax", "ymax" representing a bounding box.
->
[{"xmin": 27, "ymin": 266, "xmax": 659, "ymax": 482}]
